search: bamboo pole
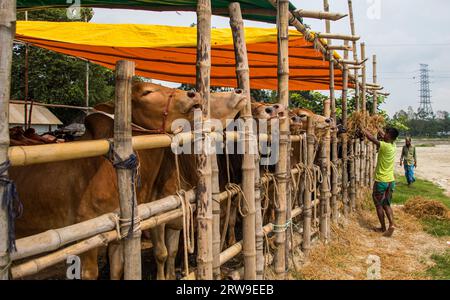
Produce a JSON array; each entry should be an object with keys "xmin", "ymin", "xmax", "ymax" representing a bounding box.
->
[
  {"xmin": 372, "ymin": 55, "xmax": 378, "ymax": 180},
  {"xmin": 114, "ymin": 60, "xmax": 141, "ymax": 280},
  {"xmin": 211, "ymin": 154, "xmax": 221, "ymax": 279},
  {"xmin": 341, "ymin": 40, "xmax": 350, "ymax": 217},
  {"xmin": 316, "ymin": 32, "xmax": 360, "ymax": 41},
  {"xmin": 273, "ymin": 0, "xmax": 289, "ymax": 279},
  {"xmin": 318, "ymin": 0, "xmax": 332, "ymax": 241},
  {"xmin": 293, "ymin": 9, "xmax": 347, "ymax": 21},
  {"xmin": 0, "ymin": 0, "xmax": 16, "ymax": 281},
  {"xmin": 325, "ymin": 0, "xmax": 339, "ymax": 225},
  {"xmin": 302, "ymin": 117, "xmax": 314, "ymax": 255},
  {"xmin": 348, "ymin": 0, "xmax": 360, "ymax": 202},
  {"xmin": 229, "ymin": 2, "xmax": 256, "ymax": 280},
  {"xmin": 360, "ymin": 43, "xmax": 367, "ymax": 189},
  {"xmin": 196, "ymin": 0, "xmax": 213, "ymax": 280},
  {"xmin": 254, "ymin": 153, "xmax": 263, "ymax": 279},
  {"xmin": 327, "ymin": 45, "xmax": 353, "ymax": 51}
]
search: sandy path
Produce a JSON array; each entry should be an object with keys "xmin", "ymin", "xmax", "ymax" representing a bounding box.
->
[{"xmin": 395, "ymin": 144, "xmax": 450, "ymax": 196}]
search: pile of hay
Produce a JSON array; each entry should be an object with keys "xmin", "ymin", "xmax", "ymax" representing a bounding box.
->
[
  {"xmin": 347, "ymin": 112, "xmax": 386, "ymax": 139},
  {"xmin": 404, "ymin": 196, "xmax": 450, "ymax": 220}
]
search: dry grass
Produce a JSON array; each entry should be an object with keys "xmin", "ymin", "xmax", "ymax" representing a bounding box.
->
[
  {"xmin": 266, "ymin": 191, "xmax": 448, "ymax": 280},
  {"xmin": 404, "ymin": 197, "xmax": 450, "ymax": 220},
  {"xmin": 347, "ymin": 112, "xmax": 386, "ymax": 139}
]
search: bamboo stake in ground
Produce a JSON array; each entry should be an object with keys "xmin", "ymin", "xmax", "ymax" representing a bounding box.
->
[
  {"xmin": 274, "ymin": 0, "xmax": 290, "ymax": 278},
  {"xmin": 229, "ymin": 2, "xmax": 256, "ymax": 280},
  {"xmin": 211, "ymin": 153, "xmax": 221, "ymax": 279},
  {"xmin": 0, "ymin": 0, "xmax": 15, "ymax": 281},
  {"xmin": 196, "ymin": 0, "xmax": 213, "ymax": 280},
  {"xmin": 341, "ymin": 55, "xmax": 350, "ymax": 217},
  {"xmin": 302, "ymin": 117, "xmax": 314, "ymax": 255},
  {"xmin": 360, "ymin": 43, "xmax": 368, "ymax": 188},
  {"xmin": 114, "ymin": 60, "xmax": 141, "ymax": 280}
]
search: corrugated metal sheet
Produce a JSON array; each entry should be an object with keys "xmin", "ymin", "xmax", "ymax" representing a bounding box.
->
[{"xmin": 9, "ymin": 103, "xmax": 63, "ymax": 125}]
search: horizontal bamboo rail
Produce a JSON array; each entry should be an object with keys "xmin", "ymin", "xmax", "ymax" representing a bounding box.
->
[
  {"xmin": 293, "ymin": 9, "xmax": 347, "ymax": 21},
  {"xmin": 327, "ymin": 45, "xmax": 353, "ymax": 51},
  {"xmin": 10, "ymin": 100, "xmax": 93, "ymax": 111},
  {"xmin": 8, "ymin": 132, "xmax": 303, "ymax": 167},
  {"xmin": 316, "ymin": 33, "xmax": 360, "ymax": 41}
]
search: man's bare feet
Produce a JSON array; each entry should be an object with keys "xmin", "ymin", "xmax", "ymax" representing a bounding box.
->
[
  {"xmin": 383, "ymin": 226, "xmax": 395, "ymax": 237},
  {"xmin": 374, "ymin": 227, "xmax": 386, "ymax": 233}
]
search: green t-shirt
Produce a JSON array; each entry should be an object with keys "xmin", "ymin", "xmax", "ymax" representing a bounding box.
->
[{"xmin": 375, "ymin": 141, "xmax": 396, "ymax": 183}]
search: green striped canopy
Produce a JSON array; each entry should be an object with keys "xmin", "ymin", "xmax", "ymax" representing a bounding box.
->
[{"xmin": 17, "ymin": 0, "xmax": 299, "ymax": 24}]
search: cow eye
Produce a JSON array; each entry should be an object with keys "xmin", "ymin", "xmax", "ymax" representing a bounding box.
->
[
  {"xmin": 300, "ymin": 114, "xmax": 307, "ymax": 118},
  {"xmin": 142, "ymin": 90, "xmax": 153, "ymax": 96}
]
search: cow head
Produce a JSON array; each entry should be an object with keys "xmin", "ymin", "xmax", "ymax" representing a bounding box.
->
[
  {"xmin": 289, "ymin": 110, "xmax": 304, "ymax": 135},
  {"xmin": 131, "ymin": 82, "xmax": 202, "ymax": 133},
  {"xmin": 210, "ymin": 89, "xmax": 248, "ymax": 126},
  {"xmin": 291, "ymin": 108, "xmax": 332, "ymax": 132},
  {"xmin": 251, "ymin": 102, "xmax": 287, "ymax": 120}
]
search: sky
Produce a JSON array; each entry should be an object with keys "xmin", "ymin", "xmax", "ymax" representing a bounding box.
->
[{"xmin": 90, "ymin": 0, "xmax": 450, "ymax": 116}]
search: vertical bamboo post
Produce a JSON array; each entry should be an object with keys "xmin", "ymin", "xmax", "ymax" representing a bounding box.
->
[
  {"xmin": 211, "ymin": 154, "xmax": 221, "ymax": 279},
  {"xmin": 254, "ymin": 155, "xmax": 264, "ymax": 279},
  {"xmin": 319, "ymin": 0, "xmax": 332, "ymax": 241},
  {"xmin": 302, "ymin": 117, "xmax": 314, "ymax": 255},
  {"xmin": 229, "ymin": 2, "xmax": 256, "ymax": 280},
  {"xmin": 274, "ymin": 0, "xmax": 289, "ymax": 278},
  {"xmin": 360, "ymin": 43, "xmax": 367, "ymax": 188},
  {"xmin": 114, "ymin": 60, "xmax": 141, "ymax": 280},
  {"xmin": 348, "ymin": 0, "xmax": 360, "ymax": 201},
  {"xmin": 372, "ymin": 55, "xmax": 378, "ymax": 178},
  {"xmin": 0, "ymin": 0, "xmax": 15, "ymax": 281},
  {"xmin": 341, "ymin": 41, "xmax": 349, "ymax": 217},
  {"xmin": 196, "ymin": 0, "xmax": 213, "ymax": 280}
]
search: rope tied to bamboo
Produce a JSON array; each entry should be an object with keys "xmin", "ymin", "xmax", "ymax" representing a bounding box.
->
[
  {"xmin": 0, "ymin": 160, "xmax": 23, "ymax": 253},
  {"xmin": 273, "ymin": 218, "xmax": 292, "ymax": 233},
  {"xmin": 107, "ymin": 143, "xmax": 141, "ymax": 239}
]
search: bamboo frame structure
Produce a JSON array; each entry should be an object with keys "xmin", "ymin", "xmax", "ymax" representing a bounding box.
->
[
  {"xmin": 316, "ymin": 32, "xmax": 360, "ymax": 41},
  {"xmin": 114, "ymin": 60, "xmax": 142, "ymax": 280},
  {"xmin": 274, "ymin": 0, "xmax": 289, "ymax": 278},
  {"xmin": 372, "ymin": 54, "xmax": 378, "ymax": 179},
  {"xmin": 0, "ymin": 0, "xmax": 16, "ymax": 281},
  {"xmin": 211, "ymin": 153, "xmax": 221, "ymax": 279},
  {"xmin": 229, "ymin": 2, "xmax": 256, "ymax": 280},
  {"xmin": 196, "ymin": 0, "xmax": 214, "ymax": 280}
]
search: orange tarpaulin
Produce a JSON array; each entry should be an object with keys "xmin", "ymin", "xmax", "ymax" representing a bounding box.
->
[{"xmin": 15, "ymin": 21, "xmax": 346, "ymax": 91}]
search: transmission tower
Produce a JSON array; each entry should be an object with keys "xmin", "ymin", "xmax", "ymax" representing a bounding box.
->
[{"xmin": 417, "ymin": 64, "xmax": 434, "ymax": 119}]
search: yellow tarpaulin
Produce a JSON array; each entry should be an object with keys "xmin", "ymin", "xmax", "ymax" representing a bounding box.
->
[{"xmin": 15, "ymin": 21, "xmax": 345, "ymax": 91}]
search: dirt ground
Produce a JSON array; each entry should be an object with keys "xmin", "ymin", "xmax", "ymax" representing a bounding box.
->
[
  {"xmin": 395, "ymin": 143, "xmax": 450, "ymax": 196},
  {"xmin": 281, "ymin": 192, "xmax": 448, "ymax": 280}
]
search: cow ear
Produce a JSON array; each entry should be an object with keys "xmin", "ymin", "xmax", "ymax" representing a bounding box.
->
[{"xmin": 84, "ymin": 113, "xmax": 114, "ymax": 140}]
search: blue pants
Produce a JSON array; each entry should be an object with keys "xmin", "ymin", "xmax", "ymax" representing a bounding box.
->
[{"xmin": 404, "ymin": 164, "xmax": 415, "ymax": 184}]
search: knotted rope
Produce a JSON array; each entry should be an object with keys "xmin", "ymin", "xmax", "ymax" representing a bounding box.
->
[
  {"xmin": 0, "ymin": 160, "xmax": 23, "ymax": 253},
  {"xmin": 107, "ymin": 143, "xmax": 141, "ymax": 239}
]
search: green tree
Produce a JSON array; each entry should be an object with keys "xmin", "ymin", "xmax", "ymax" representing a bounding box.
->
[{"xmin": 11, "ymin": 8, "xmax": 115, "ymax": 124}]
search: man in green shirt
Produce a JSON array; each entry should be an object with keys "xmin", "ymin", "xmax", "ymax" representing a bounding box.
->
[
  {"xmin": 400, "ymin": 137, "xmax": 417, "ymax": 186},
  {"xmin": 363, "ymin": 127, "xmax": 399, "ymax": 237}
]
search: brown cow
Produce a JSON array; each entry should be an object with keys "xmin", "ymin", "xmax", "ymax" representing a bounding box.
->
[{"xmin": 11, "ymin": 82, "xmax": 204, "ymax": 280}]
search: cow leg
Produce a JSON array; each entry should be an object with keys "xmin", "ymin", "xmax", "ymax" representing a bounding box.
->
[
  {"xmin": 151, "ymin": 224, "xmax": 167, "ymax": 280},
  {"xmin": 165, "ymin": 226, "xmax": 181, "ymax": 280},
  {"xmin": 80, "ymin": 249, "xmax": 99, "ymax": 280},
  {"xmin": 108, "ymin": 241, "xmax": 124, "ymax": 280}
]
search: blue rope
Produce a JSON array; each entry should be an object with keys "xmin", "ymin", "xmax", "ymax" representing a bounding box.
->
[
  {"xmin": 0, "ymin": 160, "xmax": 23, "ymax": 253},
  {"xmin": 108, "ymin": 144, "xmax": 141, "ymax": 239}
]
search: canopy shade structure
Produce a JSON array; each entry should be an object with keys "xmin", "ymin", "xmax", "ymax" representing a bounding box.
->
[
  {"xmin": 17, "ymin": 0, "xmax": 297, "ymax": 24},
  {"xmin": 15, "ymin": 21, "xmax": 346, "ymax": 91}
]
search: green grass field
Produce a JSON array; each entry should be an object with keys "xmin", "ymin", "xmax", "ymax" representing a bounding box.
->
[{"xmin": 426, "ymin": 250, "xmax": 450, "ymax": 280}]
